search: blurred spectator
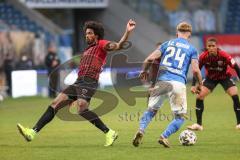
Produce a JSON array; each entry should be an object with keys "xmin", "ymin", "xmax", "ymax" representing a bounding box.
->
[
  {"xmin": 151, "ymin": 1, "xmax": 165, "ymax": 23},
  {"xmin": 3, "ymin": 53, "xmax": 14, "ymax": 96},
  {"xmin": 193, "ymin": 8, "xmax": 216, "ymax": 32},
  {"xmin": 0, "ymin": 20, "xmax": 9, "ymax": 31},
  {"xmin": 185, "ymin": 0, "xmax": 203, "ymax": 12},
  {"xmin": 45, "ymin": 44, "xmax": 60, "ymax": 98},
  {"xmin": 124, "ymin": 0, "xmax": 219, "ymax": 34},
  {"xmin": 1, "ymin": 32, "xmax": 16, "ymax": 97},
  {"xmin": 168, "ymin": 10, "xmax": 191, "ymax": 31},
  {"xmin": 33, "ymin": 33, "xmax": 46, "ymax": 66},
  {"xmin": 162, "ymin": 0, "xmax": 181, "ymax": 11},
  {"xmin": 205, "ymin": 9, "xmax": 216, "ymax": 32},
  {"xmin": 0, "ymin": 32, "xmax": 15, "ymax": 68},
  {"xmin": 16, "ymin": 55, "xmax": 33, "ymax": 70},
  {"xmin": 137, "ymin": 0, "xmax": 151, "ymax": 16}
]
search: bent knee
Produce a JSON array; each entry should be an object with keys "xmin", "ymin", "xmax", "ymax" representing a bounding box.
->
[
  {"xmin": 50, "ymin": 93, "xmax": 69, "ymax": 109},
  {"xmin": 148, "ymin": 108, "xmax": 158, "ymax": 114},
  {"xmin": 51, "ymin": 99, "xmax": 60, "ymax": 108},
  {"xmin": 227, "ymin": 86, "xmax": 238, "ymax": 96},
  {"xmin": 196, "ymin": 93, "xmax": 206, "ymax": 100},
  {"xmin": 77, "ymin": 99, "xmax": 89, "ymax": 113}
]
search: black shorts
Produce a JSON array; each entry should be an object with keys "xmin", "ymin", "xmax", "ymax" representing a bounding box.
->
[
  {"xmin": 203, "ymin": 77, "xmax": 236, "ymax": 91},
  {"xmin": 62, "ymin": 77, "xmax": 98, "ymax": 102}
]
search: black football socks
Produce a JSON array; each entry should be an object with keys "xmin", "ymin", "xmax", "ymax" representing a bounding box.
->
[
  {"xmin": 80, "ymin": 109, "xmax": 109, "ymax": 133},
  {"xmin": 196, "ymin": 99, "xmax": 204, "ymax": 125},
  {"xmin": 32, "ymin": 106, "xmax": 110, "ymax": 134},
  {"xmin": 33, "ymin": 106, "xmax": 56, "ymax": 132},
  {"xmin": 232, "ymin": 95, "xmax": 240, "ymax": 124}
]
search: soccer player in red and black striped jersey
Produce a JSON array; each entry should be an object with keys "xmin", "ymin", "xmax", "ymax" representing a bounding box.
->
[
  {"xmin": 188, "ymin": 37, "xmax": 240, "ymax": 131},
  {"xmin": 148, "ymin": 42, "xmax": 162, "ymax": 87},
  {"xmin": 17, "ymin": 19, "xmax": 136, "ymax": 146}
]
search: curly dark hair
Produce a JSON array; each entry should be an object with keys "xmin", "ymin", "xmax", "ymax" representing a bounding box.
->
[{"xmin": 83, "ymin": 21, "xmax": 104, "ymax": 40}]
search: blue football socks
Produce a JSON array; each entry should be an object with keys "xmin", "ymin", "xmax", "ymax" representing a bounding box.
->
[
  {"xmin": 139, "ymin": 110, "xmax": 156, "ymax": 133},
  {"xmin": 161, "ymin": 117, "xmax": 185, "ymax": 138}
]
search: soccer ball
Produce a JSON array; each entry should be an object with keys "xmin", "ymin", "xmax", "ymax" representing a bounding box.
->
[{"xmin": 179, "ymin": 130, "xmax": 197, "ymax": 146}]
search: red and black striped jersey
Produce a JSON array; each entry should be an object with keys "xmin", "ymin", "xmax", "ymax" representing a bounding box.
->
[
  {"xmin": 199, "ymin": 50, "xmax": 236, "ymax": 80},
  {"xmin": 149, "ymin": 59, "xmax": 160, "ymax": 83},
  {"xmin": 78, "ymin": 39, "xmax": 109, "ymax": 80}
]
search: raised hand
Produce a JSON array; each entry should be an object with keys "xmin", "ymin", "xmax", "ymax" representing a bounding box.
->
[{"xmin": 126, "ymin": 19, "xmax": 136, "ymax": 32}]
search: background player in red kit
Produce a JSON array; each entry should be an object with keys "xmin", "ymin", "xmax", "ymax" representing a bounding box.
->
[
  {"xmin": 17, "ymin": 19, "xmax": 136, "ymax": 146},
  {"xmin": 188, "ymin": 37, "xmax": 240, "ymax": 131},
  {"xmin": 148, "ymin": 42, "xmax": 162, "ymax": 86}
]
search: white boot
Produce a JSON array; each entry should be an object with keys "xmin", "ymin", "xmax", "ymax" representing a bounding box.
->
[{"xmin": 187, "ymin": 123, "xmax": 203, "ymax": 131}]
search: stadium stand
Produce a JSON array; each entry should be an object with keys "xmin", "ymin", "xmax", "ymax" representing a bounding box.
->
[
  {"xmin": 225, "ymin": 0, "xmax": 240, "ymax": 33},
  {"xmin": 0, "ymin": 0, "xmax": 64, "ymax": 43},
  {"xmin": 122, "ymin": 0, "xmax": 224, "ymax": 34},
  {"xmin": 0, "ymin": 3, "xmax": 42, "ymax": 33}
]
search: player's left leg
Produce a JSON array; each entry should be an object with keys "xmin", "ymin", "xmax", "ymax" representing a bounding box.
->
[
  {"xmin": 222, "ymin": 78, "xmax": 240, "ymax": 129},
  {"xmin": 139, "ymin": 83, "xmax": 165, "ymax": 134},
  {"xmin": 77, "ymin": 98, "xmax": 118, "ymax": 146},
  {"xmin": 158, "ymin": 81, "xmax": 187, "ymax": 148},
  {"xmin": 76, "ymin": 77, "xmax": 118, "ymax": 146},
  {"xmin": 132, "ymin": 108, "xmax": 158, "ymax": 147},
  {"xmin": 188, "ymin": 78, "xmax": 216, "ymax": 131}
]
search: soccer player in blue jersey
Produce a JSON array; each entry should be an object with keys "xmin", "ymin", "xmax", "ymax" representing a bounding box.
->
[{"xmin": 132, "ymin": 22, "xmax": 202, "ymax": 148}]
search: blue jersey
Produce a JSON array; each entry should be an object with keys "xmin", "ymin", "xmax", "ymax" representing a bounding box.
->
[{"xmin": 157, "ymin": 38, "xmax": 198, "ymax": 84}]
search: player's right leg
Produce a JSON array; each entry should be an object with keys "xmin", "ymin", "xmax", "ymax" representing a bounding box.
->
[
  {"xmin": 132, "ymin": 108, "xmax": 158, "ymax": 147},
  {"xmin": 76, "ymin": 98, "xmax": 118, "ymax": 147},
  {"xmin": 17, "ymin": 87, "xmax": 75, "ymax": 142},
  {"xmin": 132, "ymin": 108, "xmax": 159, "ymax": 147},
  {"xmin": 133, "ymin": 81, "xmax": 169, "ymax": 147}
]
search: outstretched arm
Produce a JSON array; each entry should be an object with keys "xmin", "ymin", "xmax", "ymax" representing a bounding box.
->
[{"xmin": 104, "ymin": 19, "xmax": 136, "ymax": 51}]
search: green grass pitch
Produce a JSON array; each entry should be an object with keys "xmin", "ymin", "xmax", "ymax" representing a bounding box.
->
[{"xmin": 0, "ymin": 85, "xmax": 240, "ymax": 160}]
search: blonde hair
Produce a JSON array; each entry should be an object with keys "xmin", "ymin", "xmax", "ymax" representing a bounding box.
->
[{"xmin": 176, "ymin": 22, "xmax": 192, "ymax": 33}]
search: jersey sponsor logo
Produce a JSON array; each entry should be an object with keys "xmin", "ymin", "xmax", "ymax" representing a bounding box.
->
[
  {"xmin": 209, "ymin": 67, "xmax": 224, "ymax": 71},
  {"xmin": 166, "ymin": 66, "xmax": 183, "ymax": 74}
]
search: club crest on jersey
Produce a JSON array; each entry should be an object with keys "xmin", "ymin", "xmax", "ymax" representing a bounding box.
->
[
  {"xmin": 82, "ymin": 89, "xmax": 88, "ymax": 94},
  {"xmin": 218, "ymin": 61, "xmax": 223, "ymax": 66}
]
